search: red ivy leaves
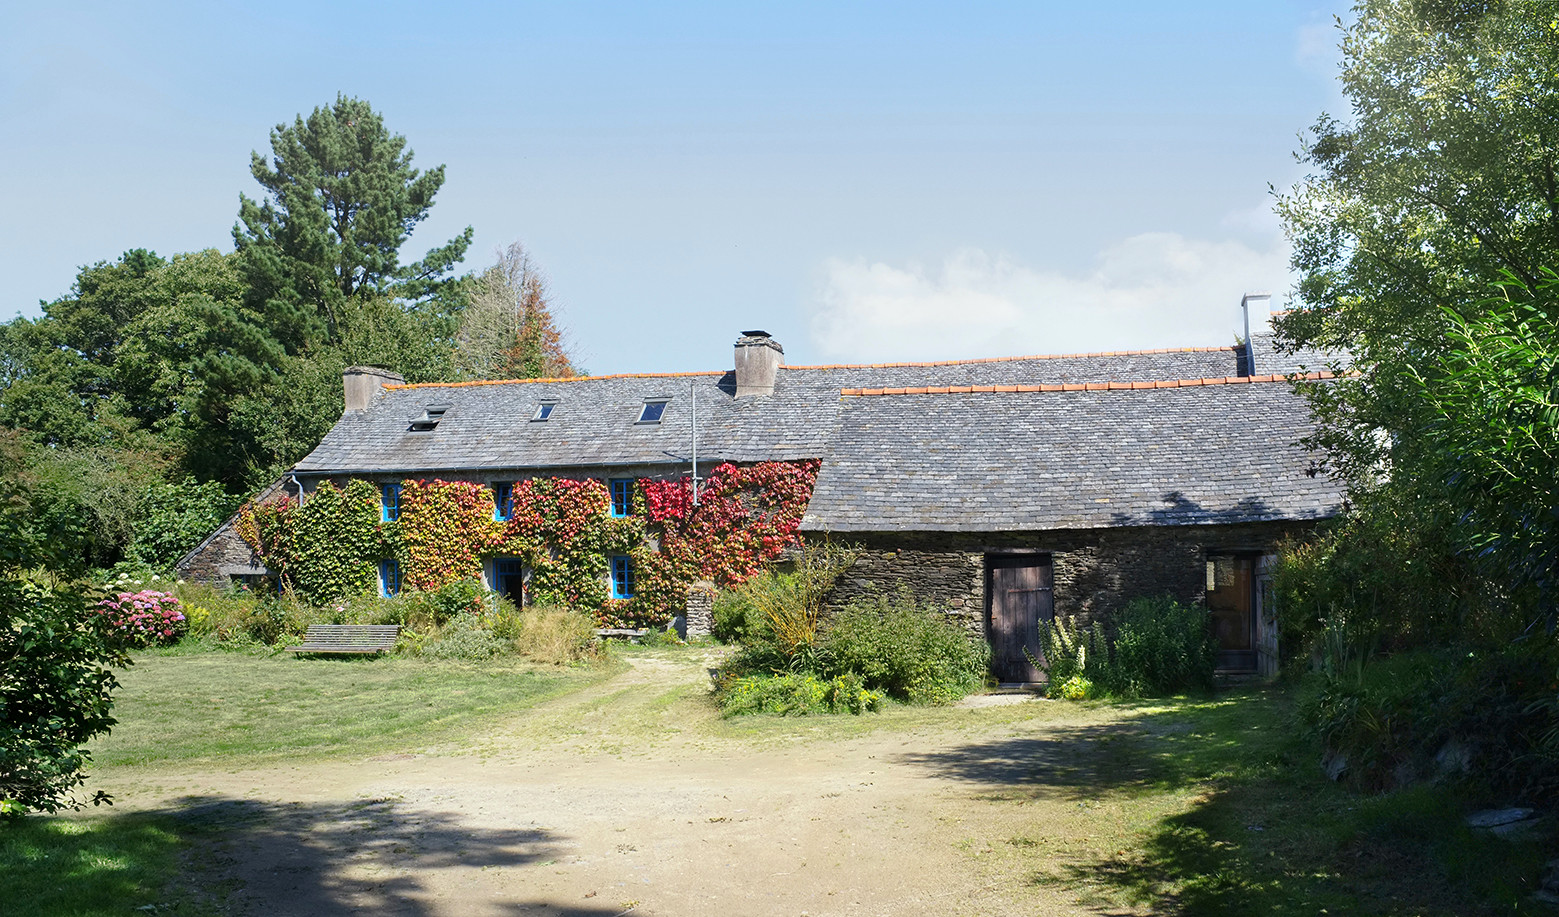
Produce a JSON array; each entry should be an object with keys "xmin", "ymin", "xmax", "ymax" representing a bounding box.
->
[{"xmin": 636, "ymin": 460, "xmax": 819, "ymax": 609}]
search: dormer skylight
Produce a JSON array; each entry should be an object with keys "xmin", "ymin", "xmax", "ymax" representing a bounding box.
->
[
  {"xmin": 408, "ymin": 404, "xmax": 450, "ymax": 432},
  {"xmin": 637, "ymin": 399, "xmax": 669, "ymax": 424},
  {"xmin": 533, "ymin": 401, "xmax": 557, "ymax": 422}
]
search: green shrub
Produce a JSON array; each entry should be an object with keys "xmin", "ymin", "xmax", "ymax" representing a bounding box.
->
[
  {"xmin": 1110, "ymin": 595, "xmax": 1216, "ymax": 697},
  {"xmin": 1301, "ymin": 644, "xmax": 1559, "ymax": 796},
  {"xmin": 509, "ymin": 605, "xmax": 599, "ymax": 665},
  {"xmin": 714, "ymin": 672, "xmax": 883, "ymax": 717},
  {"xmin": 239, "ymin": 596, "xmax": 315, "ymax": 645},
  {"xmin": 403, "ymin": 578, "xmax": 489, "ymax": 626},
  {"xmin": 819, "ymin": 592, "xmax": 989, "ymax": 705},
  {"xmin": 419, "ymin": 616, "xmax": 506, "ymax": 660},
  {"xmin": 1041, "ymin": 596, "xmax": 1214, "ymax": 700},
  {"xmin": 712, "ymin": 586, "xmax": 768, "ymax": 644}
]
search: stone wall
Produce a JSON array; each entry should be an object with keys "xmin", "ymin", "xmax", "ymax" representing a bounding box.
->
[
  {"xmin": 819, "ymin": 520, "xmax": 1313, "ymax": 636},
  {"xmin": 174, "ymin": 478, "xmax": 289, "ymax": 589}
]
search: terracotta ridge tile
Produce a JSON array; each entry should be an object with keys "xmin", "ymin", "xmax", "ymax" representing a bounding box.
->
[
  {"xmin": 786, "ymin": 343, "xmax": 1239, "ymax": 372},
  {"xmin": 836, "ymin": 370, "xmax": 1339, "ymax": 397},
  {"xmin": 384, "ymin": 369, "xmax": 728, "ymax": 391}
]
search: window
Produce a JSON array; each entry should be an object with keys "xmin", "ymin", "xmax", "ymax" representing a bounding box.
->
[
  {"xmin": 379, "ymin": 559, "xmax": 401, "ymax": 597},
  {"xmin": 533, "ymin": 401, "xmax": 557, "ymax": 422},
  {"xmin": 609, "ymin": 479, "xmax": 633, "ymax": 517},
  {"xmin": 493, "ymin": 557, "xmax": 524, "ymax": 606},
  {"xmin": 610, "ymin": 555, "xmax": 635, "ymax": 599},
  {"xmin": 637, "ymin": 400, "xmax": 669, "ymax": 424},
  {"xmin": 409, "ymin": 404, "xmax": 449, "ymax": 432},
  {"xmin": 381, "ymin": 483, "xmax": 402, "ymax": 522},
  {"xmin": 493, "ymin": 481, "xmax": 514, "ymax": 521}
]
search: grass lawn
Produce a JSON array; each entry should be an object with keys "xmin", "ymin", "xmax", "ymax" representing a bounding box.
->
[
  {"xmin": 89, "ymin": 645, "xmax": 618, "ymax": 768},
  {"xmin": 0, "ymin": 811, "xmax": 222, "ymax": 916}
]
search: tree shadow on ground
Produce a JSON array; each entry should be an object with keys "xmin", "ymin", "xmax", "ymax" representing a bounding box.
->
[
  {"xmin": 896, "ymin": 689, "xmax": 1551, "ymax": 916},
  {"xmin": 168, "ymin": 794, "xmax": 634, "ymax": 916}
]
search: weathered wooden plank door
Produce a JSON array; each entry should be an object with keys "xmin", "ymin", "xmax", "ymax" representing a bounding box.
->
[
  {"xmin": 1254, "ymin": 554, "xmax": 1279, "ymax": 677},
  {"xmin": 986, "ymin": 554, "xmax": 1052, "ymax": 683}
]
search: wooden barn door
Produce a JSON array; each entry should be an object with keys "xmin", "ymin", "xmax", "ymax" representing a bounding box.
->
[{"xmin": 986, "ymin": 554, "xmax": 1052, "ymax": 684}]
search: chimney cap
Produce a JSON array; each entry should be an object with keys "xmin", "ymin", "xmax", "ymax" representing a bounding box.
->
[{"xmin": 740, "ymin": 330, "xmax": 771, "ymax": 338}]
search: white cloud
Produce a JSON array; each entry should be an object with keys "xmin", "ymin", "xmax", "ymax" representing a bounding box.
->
[{"xmin": 806, "ymin": 232, "xmax": 1291, "ymax": 363}]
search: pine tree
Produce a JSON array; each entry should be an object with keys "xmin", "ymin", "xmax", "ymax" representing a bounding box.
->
[{"xmin": 234, "ymin": 94, "xmax": 473, "ymax": 351}]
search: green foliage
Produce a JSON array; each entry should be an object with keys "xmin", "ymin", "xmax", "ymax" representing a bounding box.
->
[
  {"xmin": 1110, "ymin": 595, "xmax": 1217, "ymax": 697},
  {"xmin": 127, "ymin": 479, "xmax": 240, "ymax": 571},
  {"xmin": 400, "ymin": 578, "xmax": 490, "ymax": 626},
  {"xmin": 1299, "ymin": 642, "xmax": 1559, "ymax": 798},
  {"xmin": 0, "ymin": 578, "xmax": 129, "ymax": 814},
  {"xmin": 711, "ymin": 586, "xmax": 767, "ymax": 644},
  {"xmin": 1040, "ymin": 596, "xmax": 1214, "ymax": 700},
  {"xmin": 819, "ymin": 592, "xmax": 989, "ymax": 705},
  {"xmin": 713, "ymin": 672, "xmax": 882, "ymax": 717}
]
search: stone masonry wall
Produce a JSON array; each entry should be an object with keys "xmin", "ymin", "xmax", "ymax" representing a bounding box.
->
[{"xmin": 818, "ymin": 520, "xmax": 1313, "ymax": 637}]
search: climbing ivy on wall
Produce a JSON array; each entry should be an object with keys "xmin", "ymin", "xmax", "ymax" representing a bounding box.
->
[
  {"xmin": 399, "ymin": 479, "xmax": 502, "ymax": 590},
  {"xmin": 636, "ymin": 460, "xmax": 820, "ymax": 612},
  {"xmin": 236, "ymin": 479, "xmax": 391, "ymax": 602},
  {"xmin": 236, "ymin": 461, "xmax": 818, "ymax": 626}
]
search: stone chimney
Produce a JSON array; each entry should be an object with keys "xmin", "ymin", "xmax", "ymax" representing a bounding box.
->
[
  {"xmin": 343, "ymin": 366, "xmax": 405, "ymax": 413},
  {"xmin": 734, "ymin": 331, "xmax": 782, "ymax": 398},
  {"xmin": 1241, "ymin": 292, "xmax": 1272, "ymax": 376}
]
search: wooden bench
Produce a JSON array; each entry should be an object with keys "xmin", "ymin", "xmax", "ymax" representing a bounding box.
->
[
  {"xmin": 596, "ymin": 627, "xmax": 649, "ymax": 641},
  {"xmin": 287, "ymin": 624, "xmax": 401, "ymax": 655}
]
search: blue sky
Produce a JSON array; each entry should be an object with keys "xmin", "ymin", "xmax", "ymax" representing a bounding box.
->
[{"xmin": 2, "ymin": 1, "xmax": 1351, "ymax": 373}]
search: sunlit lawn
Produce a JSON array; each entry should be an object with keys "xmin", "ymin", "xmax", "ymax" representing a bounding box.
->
[{"xmin": 90, "ymin": 645, "xmax": 617, "ymax": 768}]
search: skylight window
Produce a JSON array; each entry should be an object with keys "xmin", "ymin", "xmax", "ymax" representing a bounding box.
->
[
  {"xmin": 637, "ymin": 400, "xmax": 669, "ymax": 424},
  {"xmin": 533, "ymin": 401, "xmax": 557, "ymax": 422},
  {"xmin": 409, "ymin": 404, "xmax": 449, "ymax": 432}
]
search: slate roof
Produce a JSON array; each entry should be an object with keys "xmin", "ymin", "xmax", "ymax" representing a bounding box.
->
[
  {"xmin": 291, "ymin": 336, "xmax": 1345, "ymax": 533},
  {"xmin": 293, "ymin": 343, "xmax": 1253, "ymax": 475},
  {"xmin": 800, "ymin": 378, "xmax": 1341, "ymax": 532}
]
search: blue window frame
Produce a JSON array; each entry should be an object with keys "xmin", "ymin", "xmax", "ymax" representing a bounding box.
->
[
  {"xmin": 493, "ymin": 482, "xmax": 514, "ymax": 521},
  {"xmin": 381, "ymin": 483, "xmax": 402, "ymax": 522},
  {"xmin": 493, "ymin": 557, "xmax": 525, "ymax": 606},
  {"xmin": 610, "ymin": 555, "xmax": 635, "ymax": 599},
  {"xmin": 609, "ymin": 479, "xmax": 633, "ymax": 517},
  {"xmin": 379, "ymin": 559, "xmax": 401, "ymax": 597}
]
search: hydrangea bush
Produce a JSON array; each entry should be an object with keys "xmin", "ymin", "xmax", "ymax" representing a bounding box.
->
[{"xmin": 95, "ymin": 590, "xmax": 186, "ymax": 647}]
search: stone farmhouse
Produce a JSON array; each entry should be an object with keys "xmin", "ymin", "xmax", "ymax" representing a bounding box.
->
[{"xmin": 178, "ymin": 294, "xmax": 1344, "ymax": 681}]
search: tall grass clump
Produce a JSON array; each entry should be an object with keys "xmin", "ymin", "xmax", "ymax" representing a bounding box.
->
[{"xmin": 503, "ymin": 604, "xmax": 599, "ymax": 665}]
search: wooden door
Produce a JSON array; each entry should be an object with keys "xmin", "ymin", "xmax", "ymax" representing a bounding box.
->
[
  {"xmin": 986, "ymin": 554, "xmax": 1052, "ymax": 683},
  {"xmin": 1207, "ymin": 554, "xmax": 1255, "ymax": 672}
]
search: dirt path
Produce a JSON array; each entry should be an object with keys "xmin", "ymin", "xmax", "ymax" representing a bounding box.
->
[{"xmin": 106, "ymin": 652, "xmax": 1155, "ymax": 916}]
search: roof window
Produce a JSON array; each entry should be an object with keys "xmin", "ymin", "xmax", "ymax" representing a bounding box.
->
[
  {"xmin": 637, "ymin": 399, "xmax": 669, "ymax": 424},
  {"xmin": 409, "ymin": 403, "xmax": 449, "ymax": 432},
  {"xmin": 533, "ymin": 401, "xmax": 557, "ymax": 422}
]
